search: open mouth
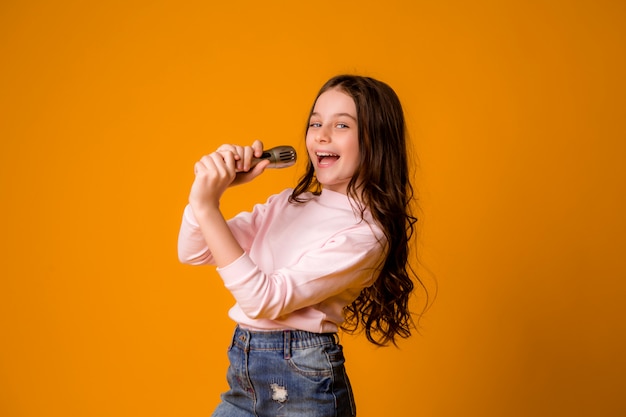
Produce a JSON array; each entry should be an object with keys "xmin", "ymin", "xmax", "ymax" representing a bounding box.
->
[{"xmin": 316, "ymin": 152, "xmax": 340, "ymax": 166}]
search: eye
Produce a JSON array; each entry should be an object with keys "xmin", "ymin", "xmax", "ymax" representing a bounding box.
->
[
  {"xmin": 336, "ymin": 123, "xmax": 349, "ymax": 129},
  {"xmin": 309, "ymin": 122, "xmax": 322, "ymax": 128}
]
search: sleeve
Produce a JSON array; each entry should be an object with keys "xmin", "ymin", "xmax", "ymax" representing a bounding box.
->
[
  {"xmin": 177, "ymin": 204, "xmax": 215, "ymax": 265},
  {"xmin": 177, "ymin": 191, "xmax": 283, "ymax": 265},
  {"xmin": 216, "ymin": 226, "xmax": 386, "ymax": 320}
]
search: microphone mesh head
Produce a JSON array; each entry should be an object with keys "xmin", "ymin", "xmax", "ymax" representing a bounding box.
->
[{"xmin": 269, "ymin": 146, "xmax": 297, "ymax": 168}]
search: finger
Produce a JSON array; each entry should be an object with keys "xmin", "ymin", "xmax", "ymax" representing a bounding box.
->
[
  {"xmin": 209, "ymin": 151, "xmax": 237, "ymax": 180},
  {"xmin": 196, "ymin": 155, "xmax": 213, "ymax": 173},
  {"xmin": 215, "ymin": 145, "xmax": 243, "ymax": 163},
  {"xmin": 233, "ymin": 145, "xmax": 245, "ymax": 171},
  {"xmin": 231, "ymin": 158, "xmax": 269, "ymax": 187},
  {"xmin": 198, "ymin": 151, "xmax": 222, "ymax": 171},
  {"xmin": 241, "ymin": 145, "xmax": 255, "ymax": 172},
  {"xmin": 194, "ymin": 161, "xmax": 203, "ymax": 175},
  {"xmin": 250, "ymin": 158, "xmax": 270, "ymax": 176},
  {"xmin": 251, "ymin": 139, "xmax": 264, "ymax": 158},
  {"xmin": 216, "ymin": 144, "xmax": 237, "ymax": 155},
  {"xmin": 221, "ymin": 150, "xmax": 238, "ymax": 175},
  {"xmin": 217, "ymin": 145, "xmax": 244, "ymax": 171}
]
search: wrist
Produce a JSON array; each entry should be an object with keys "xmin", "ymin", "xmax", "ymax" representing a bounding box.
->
[{"xmin": 190, "ymin": 200, "xmax": 221, "ymax": 220}]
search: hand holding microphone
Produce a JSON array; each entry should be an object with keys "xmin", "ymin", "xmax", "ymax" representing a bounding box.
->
[
  {"xmin": 190, "ymin": 142, "xmax": 297, "ymax": 219},
  {"xmin": 188, "ymin": 143, "xmax": 297, "ymax": 236},
  {"xmin": 212, "ymin": 142, "xmax": 297, "ymax": 172},
  {"xmin": 225, "ymin": 143, "xmax": 297, "ymax": 188}
]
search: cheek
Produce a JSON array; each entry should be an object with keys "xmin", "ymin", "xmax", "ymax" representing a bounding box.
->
[{"xmin": 305, "ymin": 134, "xmax": 315, "ymax": 153}]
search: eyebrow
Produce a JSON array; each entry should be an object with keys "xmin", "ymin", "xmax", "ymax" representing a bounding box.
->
[{"xmin": 310, "ymin": 112, "xmax": 357, "ymax": 121}]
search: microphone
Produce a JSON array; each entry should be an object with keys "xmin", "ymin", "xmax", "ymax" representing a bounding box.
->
[{"xmin": 249, "ymin": 145, "xmax": 297, "ymax": 169}]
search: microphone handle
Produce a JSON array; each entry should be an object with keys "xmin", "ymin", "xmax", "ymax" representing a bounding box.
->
[{"xmin": 249, "ymin": 152, "xmax": 273, "ymax": 169}]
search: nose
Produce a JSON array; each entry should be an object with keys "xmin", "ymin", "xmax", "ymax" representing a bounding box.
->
[{"xmin": 315, "ymin": 126, "xmax": 331, "ymax": 143}]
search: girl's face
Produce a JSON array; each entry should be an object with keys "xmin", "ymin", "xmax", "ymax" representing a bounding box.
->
[{"xmin": 306, "ymin": 87, "xmax": 360, "ymax": 194}]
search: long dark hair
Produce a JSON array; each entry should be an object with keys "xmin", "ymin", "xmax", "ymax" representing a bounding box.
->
[{"xmin": 290, "ymin": 75, "xmax": 423, "ymax": 346}]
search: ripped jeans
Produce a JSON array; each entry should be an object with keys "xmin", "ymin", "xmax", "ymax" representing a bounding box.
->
[{"xmin": 211, "ymin": 325, "xmax": 357, "ymax": 417}]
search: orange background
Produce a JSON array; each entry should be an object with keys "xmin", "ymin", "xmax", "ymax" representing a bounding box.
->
[{"xmin": 1, "ymin": 1, "xmax": 625, "ymax": 416}]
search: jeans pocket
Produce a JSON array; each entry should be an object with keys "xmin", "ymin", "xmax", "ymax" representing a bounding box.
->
[{"xmin": 287, "ymin": 345, "xmax": 334, "ymax": 379}]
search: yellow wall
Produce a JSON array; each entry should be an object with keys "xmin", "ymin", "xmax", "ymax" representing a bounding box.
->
[{"xmin": 1, "ymin": 1, "xmax": 625, "ymax": 416}]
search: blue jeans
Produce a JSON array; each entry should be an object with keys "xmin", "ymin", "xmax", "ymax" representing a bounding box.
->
[{"xmin": 211, "ymin": 326, "xmax": 357, "ymax": 417}]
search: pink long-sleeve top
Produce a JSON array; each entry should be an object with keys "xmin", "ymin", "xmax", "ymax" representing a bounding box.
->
[{"xmin": 177, "ymin": 188, "xmax": 386, "ymax": 334}]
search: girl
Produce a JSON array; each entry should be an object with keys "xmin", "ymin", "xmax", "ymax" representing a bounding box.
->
[{"xmin": 178, "ymin": 75, "xmax": 421, "ymax": 417}]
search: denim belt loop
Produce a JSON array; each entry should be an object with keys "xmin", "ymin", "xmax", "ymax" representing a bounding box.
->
[{"xmin": 283, "ymin": 330, "xmax": 292, "ymax": 359}]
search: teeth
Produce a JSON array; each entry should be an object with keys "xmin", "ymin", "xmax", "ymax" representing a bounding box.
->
[{"xmin": 316, "ymin": 152, "xmax": 339, "ymax": 157}]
